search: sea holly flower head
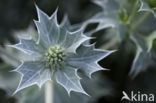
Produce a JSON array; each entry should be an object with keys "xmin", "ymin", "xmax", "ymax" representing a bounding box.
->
[
  {"xmin": 44, "ymin": 45, "xmax": 66, "ymax": 69},
  {"xmin": 10, "ymin": 5, "xmax": 114, "ymax": 95}
]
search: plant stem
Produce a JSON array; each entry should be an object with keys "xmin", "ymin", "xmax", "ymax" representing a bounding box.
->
[{"xmin": 45, "ymin": 81, "xmax": 53, "ymax": 103}]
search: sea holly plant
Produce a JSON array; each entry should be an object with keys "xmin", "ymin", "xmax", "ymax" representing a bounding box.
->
[
  {"xmin": 9, "ymin": 6, "xmax": 114, "ymax": 95},
  {"xmin": 82, "ymin": 0, "xmax": 156, "ymax": 77}
]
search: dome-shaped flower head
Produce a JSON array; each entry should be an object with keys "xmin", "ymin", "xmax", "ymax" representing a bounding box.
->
[{"xmin": 10, "ymin": 6, "xmax": 114, "ymax": 95}]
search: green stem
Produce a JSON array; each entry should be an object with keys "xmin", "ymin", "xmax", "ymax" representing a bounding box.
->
[{"xmin": 45, "ymin": 81, "xmax": 53, "ymax": 103}]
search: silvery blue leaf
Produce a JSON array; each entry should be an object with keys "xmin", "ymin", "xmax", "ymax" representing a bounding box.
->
[
  {"xmin": 55, "ymin": 64, "xmax": 87, "ymax": 95},
  {"xmin": 9, "ymin": 38, "xmax": 44, "ymax": 60},
  {"xmin": 67, "ymin": 44, "xmax": 114, "ymax": 78},
  {"xmin": 34, "ymin": 6, "xmax": 60, "ymax": 47},
  {"xmin": 13, "ymin": 62, "xmax": 51, "ymax": 94},
  {"xmin": 63, "ymin": 29, "xmax": 90, "ymax": 53}
]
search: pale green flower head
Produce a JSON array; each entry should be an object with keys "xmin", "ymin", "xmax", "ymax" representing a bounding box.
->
[
  {"xmin": 44, "ymin": 45, "xmax": 66, "ymax": 69},
  {"xmin": 10, "ymin": 5, "xmax": 114, "ymax": 95}
]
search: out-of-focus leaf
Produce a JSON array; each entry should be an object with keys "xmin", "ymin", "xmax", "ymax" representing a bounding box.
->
[
  {"xmin": 146, "ymin": 31, "xmax": 156, "ymax": 51},
  {"xmin": 139, "ymin": 0, "xmax": 156, "ymax": 18},
  {"xmin": 80, "ymin": 72, "xmax": 114, "ymax": 98},
  {"xmin": 130, "ymin": 47, "xmax": 152, "ymax": 77},
  {"xmin": 0, "ymin": 25, "xmax": 39, "ymax": 67},
  {"xmin": 0, "ymin": 71, "xmax": 19, "ymax": 95},
  {"xmin": 83, "ymin": 0, "xmax": 131, "ymax": 40},
  {"xmin": 17, "ymin": 86, "xmax": 44, "ymax": 103},
  {"xmin": 0, "ymin": 45, "xmax": 33, "ymax": 67},
  {"xmin": 92, "ymin": 0, "xmax": 118, "ymax": 13},
  {"xmin": 130, "ymin": 31, "xmax": 156, "ymax": 77},
  {"xmin": 135, "ymin": 13, "xmax": 156, "ymax": 33},
  {"xmin": 13, "ymin": 25, "xmax": 38, "ymax": 41}
]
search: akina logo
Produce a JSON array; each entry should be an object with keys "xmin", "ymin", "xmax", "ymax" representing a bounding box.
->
[{"xmin": 121, "ymin": 91, "xmax": 155, "ymax": 102}]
